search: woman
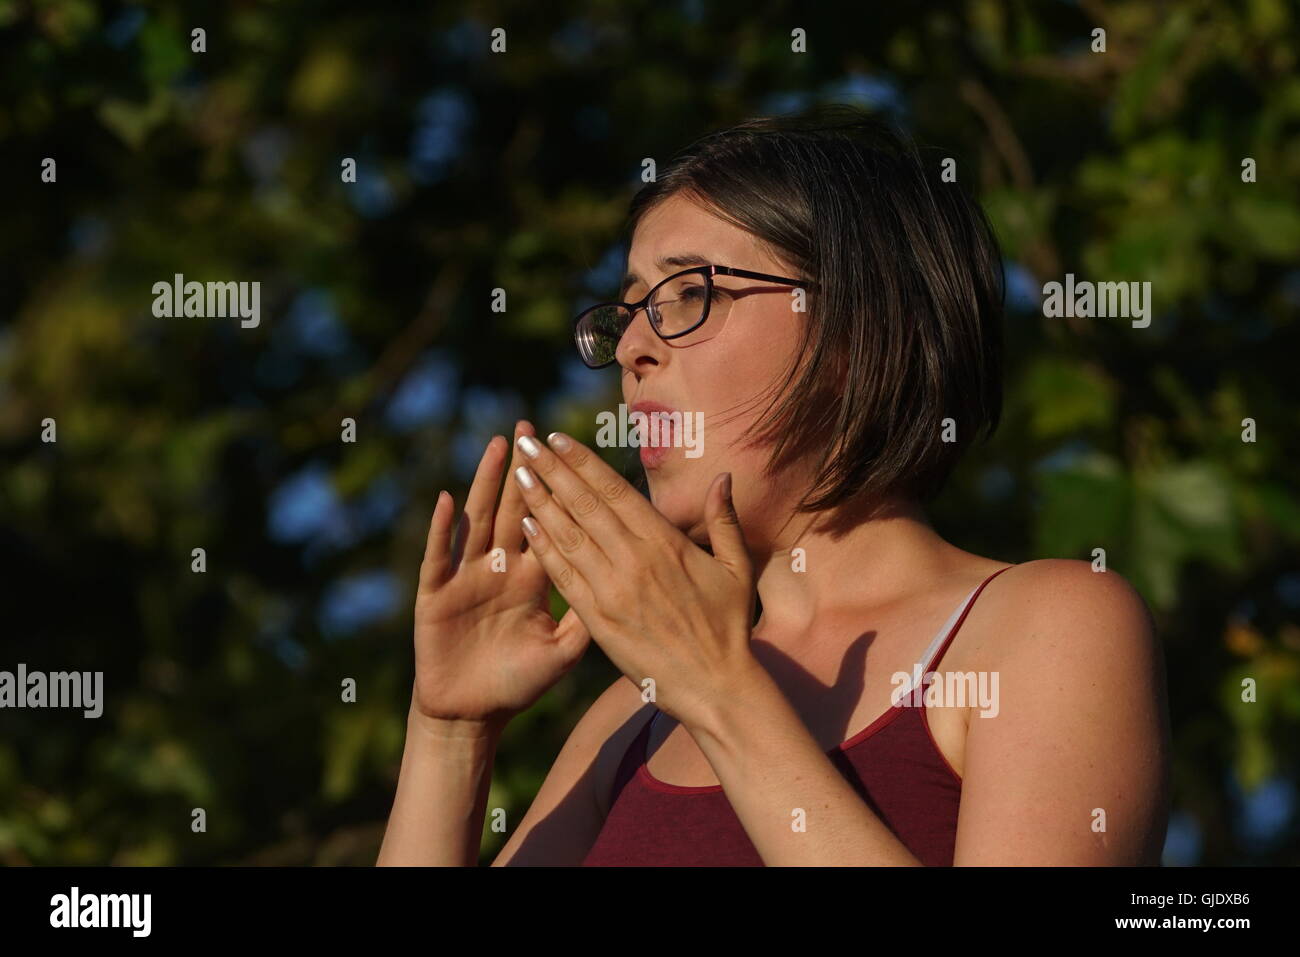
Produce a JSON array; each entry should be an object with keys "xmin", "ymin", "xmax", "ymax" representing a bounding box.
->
[{"xmin": 377, "ymin": 107, "xmax": 1170, "ymax": 866}]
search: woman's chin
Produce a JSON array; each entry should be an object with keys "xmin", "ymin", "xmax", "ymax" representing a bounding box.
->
[{"xmin": 647, "ymin": 490, "xmax": 703, "ymax": 536}]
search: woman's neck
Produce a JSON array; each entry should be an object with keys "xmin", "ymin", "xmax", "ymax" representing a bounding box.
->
[{"xmin": 751, "ymin": 497, "xmax": 962, "ymax": 637}]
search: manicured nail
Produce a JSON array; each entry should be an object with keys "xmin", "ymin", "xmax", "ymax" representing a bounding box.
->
[
  {"xmin": 522, "ymin": 516, "xmax": 539, "ymax": 537},
  {"xmin": 517, "ymin": 435, "xmax": 541, "ymax": 458},
  {"xmin": 514, "ymin": 465, "xmax": 537, "ymax": 490},
  {"xmin": 547, "ymin": 431, "xmax": 572, "ymax": 452}
]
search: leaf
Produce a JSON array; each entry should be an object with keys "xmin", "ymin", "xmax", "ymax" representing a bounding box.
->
[
  {"xmin": 290, "ymin": 46, "xmax": 356, "ymax": 115},
  {"xmin": 98, "ymin": 91, "xmax": 172, "ymax": 150},
  {"xmin": 1021, "ymin": 356, "xmax": 1117, "ymax": 438},
  {"xmin": 1231, "ymin": 196, "xmax": 1300, "ymax": 258},
  {"xmin": 137, "ymin": 17, "xmax": 189, "ymax": 87},
  {"xmin": 1034, "ymin": 452, "xmax": 1129, "ymax": 558},
  {"xmin": 1131, "ymin": 462, "xmax": 1244, "ymax": 607}
]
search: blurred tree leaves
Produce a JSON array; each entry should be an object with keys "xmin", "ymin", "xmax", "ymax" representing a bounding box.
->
[{"xmin": 0, "ymin": 0, "xmax": 1296, "ymax": 866}]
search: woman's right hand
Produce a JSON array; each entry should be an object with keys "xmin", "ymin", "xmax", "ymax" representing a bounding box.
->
[{"xmin": 410, "ymin": 421, "xmax": 591, "ymax": 733}]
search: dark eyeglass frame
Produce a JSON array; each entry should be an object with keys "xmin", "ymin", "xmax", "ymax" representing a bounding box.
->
[{"xmin": 573, "ymin": 264, "xmax": 815, "ymax": 369}]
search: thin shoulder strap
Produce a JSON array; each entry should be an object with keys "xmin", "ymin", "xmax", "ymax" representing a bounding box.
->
[{"xmin": 903, "ymin": 565, "xmax": 1014, "ymax": 695}]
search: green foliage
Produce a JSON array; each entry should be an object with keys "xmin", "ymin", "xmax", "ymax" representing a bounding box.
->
[{"xmin": 0, "ymin": 0, "xmax": 1296, "ymax": 865}]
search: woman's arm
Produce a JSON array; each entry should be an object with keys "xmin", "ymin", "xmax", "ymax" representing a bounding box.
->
[
  {"xmin": 377, "ymin": 423, "xmax": 593, "ymax": 865},
  {"xmin": 950, "ymin": 559, "xmax": 1170, "ymax": 864},
  {"xmin": 689, "ymin": 659, "xmax": 926, "ymax": 865},
  {"xmin": 377, "ymin": 703, "xmax": 502, "ymax": 866},
  {"xmin": 687, "ymin": 559, "xmax": 1170, "ymax": 865},
  {"xmin": 379, "ymin": 673, "xmax": 640, "ymax": 867}
]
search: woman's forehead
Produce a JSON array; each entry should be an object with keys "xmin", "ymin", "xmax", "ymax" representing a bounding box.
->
[
  {"xmin": 627, "ymin": 199, "xmax": 777, "ymax": 281},
  {"xmin": 633, "ymin": 193, "xmax": 745, "ymax": 246}
]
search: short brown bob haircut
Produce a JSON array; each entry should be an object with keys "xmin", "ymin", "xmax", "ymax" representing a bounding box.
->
[{"xmin": 621, "ymin": 104, "xmax": 1005, "ymax": 514}]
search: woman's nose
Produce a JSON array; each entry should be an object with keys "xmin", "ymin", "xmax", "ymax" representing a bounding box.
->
[{"xmin": 615, "ymin": 306, "xmax": 665, "ymax": 376}]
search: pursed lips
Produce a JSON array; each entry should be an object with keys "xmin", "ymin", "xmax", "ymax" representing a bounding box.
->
[{"xmin": 630, "ymin": 399, "xmax": 679, "ymax": 467}]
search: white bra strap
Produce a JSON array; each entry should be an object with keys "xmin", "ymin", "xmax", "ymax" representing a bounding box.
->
[{"xmin": 898, "ymin": 583, "xmax": 982, "ymax": 697}]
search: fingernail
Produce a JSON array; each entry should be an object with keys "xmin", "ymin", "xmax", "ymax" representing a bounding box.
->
[
  {"xmin": 721, "ymin": 472, "xmax": 732, "ymax": 498},
  {"xmin": 517, "ymin": 435, "xmax": 541, "ymax": 458},
  {"xmin": 522, "ymin": 516, "xmax": 539, "ymax": 537},
  {"xmin": 547, "ymin": 431, "xmax": 572, "ymax": 452},
  {"xmin": 514, "ymin": 465, "xmax": 537, "ymax": 490}
]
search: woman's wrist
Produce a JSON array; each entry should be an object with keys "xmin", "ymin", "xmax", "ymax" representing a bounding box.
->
[
  {"xmin": 406, "ymin": 702, "xmax": 507, "ymax": 746},
  {"xmin": 684, "ymin": 647, "xmax": 773, "ymax": 746}
]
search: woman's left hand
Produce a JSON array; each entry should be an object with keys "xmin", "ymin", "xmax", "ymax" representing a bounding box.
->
[{"xmin": 510, "ymin": 427, "xmax": 757, "ymax": 728}]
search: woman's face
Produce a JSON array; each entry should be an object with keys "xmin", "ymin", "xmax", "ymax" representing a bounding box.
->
[{"xmin": 616, "ymin": 192, "xmax": 812, "ymax": 549}]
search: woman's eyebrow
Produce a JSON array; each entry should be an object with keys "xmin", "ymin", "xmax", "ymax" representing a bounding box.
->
[{"xmin": 620, "ymin": 253, "xmax": 713, "ymax": 297}]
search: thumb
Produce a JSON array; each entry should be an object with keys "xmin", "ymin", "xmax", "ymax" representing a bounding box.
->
[
  {"xmin": 554, "ymin": 606, "xmax": 592, "ymax": 664},
  {"xmin": 705, "ymin": 472, "xmax": 750, "ymax": 578}
]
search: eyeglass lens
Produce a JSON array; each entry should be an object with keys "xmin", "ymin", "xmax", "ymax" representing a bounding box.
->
[{"xmin": 575, "ymin": 274, "xmax": 728, "ymax": 367}]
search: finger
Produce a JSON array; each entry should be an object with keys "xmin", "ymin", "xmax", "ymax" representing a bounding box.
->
[
  {"xmin": 513, "ymin": 463, "xmax": 611, "ymax": 581},
  {"xmin": 419, "ymin": 490, "xmax": 455, "ymax": 588},
  {"xmin": 540, "ymin": 431, "xmax": 666, "ymax": 538},
  {"xmin": 520, "ymin": 513, "xmax": 594, "ymax": 616},
  {"xmin": 450, "ymin": 507, "xmax": 470, "ymax": 574},
  {"xmin": 460, "ymin": 435, "xmax": 509, "ymax": 557},
  {"xmin": 553, "ymin": 606, "xmax": 593, "ymax": 666},
  {"xmin": 493, "ymin": 420, "xmax": 537, "ymax": 552},
  {"xmin": 704, "ymin": 472, "xmax": 751, "ymax": 580},
  {"xmin": 514, "ymin": 431, "xmax": 633, "ymax": 547}
]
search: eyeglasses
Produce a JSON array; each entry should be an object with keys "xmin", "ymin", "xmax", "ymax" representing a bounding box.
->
[{"xmin": 573, "ymin": 264, "xmax": 814, "ymax": 369}]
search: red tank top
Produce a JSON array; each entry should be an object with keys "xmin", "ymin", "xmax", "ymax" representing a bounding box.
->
[{"xmin": 581, "ymin": 565, "xmax": 1013, "ymax": 866}]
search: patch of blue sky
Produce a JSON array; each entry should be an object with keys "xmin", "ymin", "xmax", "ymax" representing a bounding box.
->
[
  {"xmin": 104, "ymin": 6, "xmax": 146, "ymax": 48},
  {"xmin": 280, "ymin": 288, "xmax": 352, "ymax": 359},
  {"xmin": 409, "ymin": 88, "xmax": 473, "ymax": 185},
  {"xmin": 822, "ymin": 73, "xmax": 906, "ymax": 118},
  {"xmin": 385, "ymin": 352, "xmax": 459, "ymax": 432},
  {"xmin": 352, "ymin": 473, "xmax": 406, "ymax": 536},
  {"xmin": 582, "ymin": 243, "xmax": 629, "ymax": 303},
  {"xmin": 267, "ymin": 461, "xmax": 349, "ymax": 546},
  {"xmin": 452, "ymin": 386, "xmax": 528, "ymax": 481},
  {"xmin": 1003, "ymin": 261, "xmax": 1041, "ymax": 313},
  {"xmin": 319, "ymin": 569, "xmax": 400, "ymax": 638},
  {"xmin": 1230, "ymin": 773, "xmax": 1294, "ymax": 852},
  {"xmin": 759, "ymin": 90, "xmax": 813, "ymax": 116},
  {"xmin": 1160, "ymin": 810, "xmax": 1201, "ymax": 865},
  {"xmin": 1033, "ymin": 438, "xmax": 1094, "ymax": 474},
  {"xmin": 347, "ymin": 162, "xmax": 396, "ymax": 218}
]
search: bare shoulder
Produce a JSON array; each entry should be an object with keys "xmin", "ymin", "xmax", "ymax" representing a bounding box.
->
[
  {"xmin": 974, "ymin": 558, "xmax": 1159, "ymax": 673},
  {"xmin": 952, "ymin": 559, "xmax": 1170, "ymax": 863}
]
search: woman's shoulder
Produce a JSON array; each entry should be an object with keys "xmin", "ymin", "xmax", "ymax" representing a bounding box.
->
[
  {"xmin": 985, "ymin": 558, "xmax": 1152, "ymax": 614},
  {"xmin": 968, "ymin": 558, "xmax": 1158, "ymax": 675}
]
